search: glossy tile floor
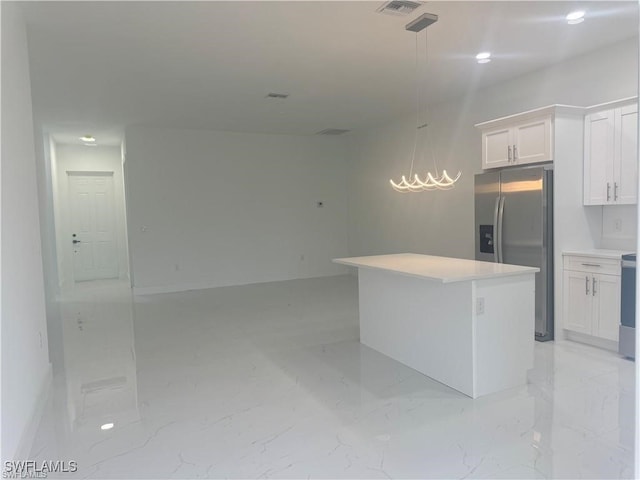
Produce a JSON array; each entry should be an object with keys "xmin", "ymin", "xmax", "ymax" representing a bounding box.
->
[{"xmin": 31, "ymin": 275, "xmax": 635, "ymax": 479}]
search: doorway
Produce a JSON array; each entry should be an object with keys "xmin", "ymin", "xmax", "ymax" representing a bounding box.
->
[{"xmin": 52, "ymin": 142, "xmax": 130, "ymax": 290}]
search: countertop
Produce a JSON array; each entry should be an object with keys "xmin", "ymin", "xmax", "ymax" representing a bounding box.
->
[
  {"xmin": 333, "ymin": 253, "xmax": 539, "ymax": 284},
  {"xmin": 563, "ymin": 249, "xmax": 633, "ymax": 259}
]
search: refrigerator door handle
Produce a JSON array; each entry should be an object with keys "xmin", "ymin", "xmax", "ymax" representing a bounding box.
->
[
  {"xmin": 493, "ymin": 196, "xmax": 500, "ymax": 263},
  {"xmin": 497, "ymin": 196, "xmax": 506, "ymax": 263}
]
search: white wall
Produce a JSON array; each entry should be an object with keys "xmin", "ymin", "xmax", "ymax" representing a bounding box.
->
[
  {"xmin": 31, "ymin": 129, "xmax": 61, "ymax": 317},
  {"xmin": 601, "ymin": 205, "xmax": 637, "ymax": 251},
  {"xmin": 346, "ymin": 37, "xmax": 639, "ymax": 259},
  {"xmin": 1, "ymin": 2, "xmax": 52, "ymax": 461},
  {"xmin": 125, "ymin": 126, "xmax": 349, "ymax": 294},
  {"xmin": 53, "ymin": 144, "xmax": 129, "ymax": 288}
]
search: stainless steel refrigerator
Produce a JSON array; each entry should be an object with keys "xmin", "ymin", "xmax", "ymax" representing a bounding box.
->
[{"xmin": 474, "ymin": 165, "xmax": 554, "ymax": 341}]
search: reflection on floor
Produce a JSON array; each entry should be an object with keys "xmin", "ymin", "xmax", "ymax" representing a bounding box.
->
[{"xmin": 31, "ymin": 275, "xmax": 635, "ymax": 479}]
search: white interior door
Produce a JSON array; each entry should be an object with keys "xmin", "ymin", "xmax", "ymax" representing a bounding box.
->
[{"xmin": 68, "ymin": 172, "xmax": 119, "ymax": 281}]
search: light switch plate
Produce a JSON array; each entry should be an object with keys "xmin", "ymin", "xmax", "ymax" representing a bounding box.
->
[{"xmin": 476, "ymin": 297, "xmax": 485, "ymax": 315}]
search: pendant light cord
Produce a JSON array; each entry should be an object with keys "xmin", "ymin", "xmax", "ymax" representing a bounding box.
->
[
  {"xmin": 408, "ymin": 33, "xmax": 420, "ymax": 179},
  {"xmin": 423, "ymin": 29, "xmax": 440, "ymax": 178},
  {"xmin": 411, "ymin": 28, "xmax": 441, "ymax": 179}
]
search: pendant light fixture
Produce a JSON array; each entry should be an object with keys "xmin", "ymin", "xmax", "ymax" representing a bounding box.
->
[{"xmin": 390, "ymin": 13, "xmax": 461, "ymax": 193}]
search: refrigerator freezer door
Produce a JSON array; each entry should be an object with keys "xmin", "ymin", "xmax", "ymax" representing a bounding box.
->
[
  {"xmin": 474, "ymin": 172, "xmax": 501, "ymax": 263},
  {"xmin": 500, "ymin": 167, "xmax": 553, "ymax": 339}
]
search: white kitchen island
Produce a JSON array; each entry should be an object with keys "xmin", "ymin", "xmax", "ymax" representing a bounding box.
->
[{"xmin": 333, "ymin": 253, "xmax": 539, "ymax": 398}]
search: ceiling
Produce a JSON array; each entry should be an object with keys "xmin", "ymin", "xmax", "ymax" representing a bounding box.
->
[{"xmin": 20, "ymin": 1, "xmax": 639, "ymax": 146}]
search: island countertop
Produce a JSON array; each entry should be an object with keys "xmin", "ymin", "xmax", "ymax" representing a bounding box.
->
[{"xmin": 333, "ymin": 253, "xmax": 539, "ymax": 284}]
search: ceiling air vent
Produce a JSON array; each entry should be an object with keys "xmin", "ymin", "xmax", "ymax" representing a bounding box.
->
[
  {"xmin": 266, "ymin": 92, "xmax": 289, "ymax": 99},
  {"xmin": 317, "ymin": 129, "xmax": 351, "ymax": 136},
  {"xmin": 376, "ymin": 1, "xmax": 424, "ymax": 16}
]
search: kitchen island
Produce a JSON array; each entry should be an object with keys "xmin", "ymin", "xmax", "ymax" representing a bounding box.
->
[{"xmin": 333, "ymin": 253, "xmax": 539, "ymax": 398}]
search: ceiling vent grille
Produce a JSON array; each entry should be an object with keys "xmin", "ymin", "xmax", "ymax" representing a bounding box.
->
[
  {"xmin": 317, "ymin": 129, "xmax": 351, "ymax": 136},
  {"xmin": 376, "ymin": 1, "xmax": 424, "ymax": 16}
]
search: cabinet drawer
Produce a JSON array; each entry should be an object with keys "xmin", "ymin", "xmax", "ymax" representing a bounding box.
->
[{"xmin": 564, "ymin": 255, "xmax": 621, "ymax": 275}]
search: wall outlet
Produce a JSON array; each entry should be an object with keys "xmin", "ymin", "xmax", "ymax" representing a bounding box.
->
[
  {"xmin": 614, "ymin": 218, "xmax": 622, "ymax": 231},
  {"xmin": 476, "ymin": 297, "xmax": 485, "ymax": 315}
]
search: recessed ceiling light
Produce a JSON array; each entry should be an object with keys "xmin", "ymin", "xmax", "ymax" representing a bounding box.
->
[
  {"xmin": 476, "ymin": 52, "xmax": 491, "ymax": 64},
  {"xmin": 316, "ymin": 128, "xmax": 351, "ymax": 136},
  {"xmin": 100, "ymin": 423, "xmax": 114, "ymax": 430},
  {"xmin": 566, "ymin": 10, "xmax": 585, "ymax": 24},
  {"xmin": 80, "ymin": 135, "xmax": 95, "ymax": 142},
  {"xmin": 266, "ymin": 93, "xmax": 289, "ymax": 99}
]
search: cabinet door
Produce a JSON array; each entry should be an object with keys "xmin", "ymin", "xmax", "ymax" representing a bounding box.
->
[
  {"xmin": 482, "ymin": 127, "xmax": 511, "ymax": 169},
  {"xmin": 613, "ymin": 104, "xmax": 638, "ymax": 205},
  {"xmin": 584, "ymin": 110, "xmax": 615, "ymax": 205},
  {"xmin": 592, "ymin": 273, "xmax": 621, "ymax": 342},
  {"xmin": 563, "ymin": 271, "xmax": 592, "ymax": 335},
  {"xmin": 512, "ymin": 116, "xmax": 552, "ymax": 165}
]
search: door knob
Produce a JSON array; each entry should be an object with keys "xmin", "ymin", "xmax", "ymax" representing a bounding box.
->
[{"xmin": 72, "ymin": 239, "xmax": 81, "ymax": 244}]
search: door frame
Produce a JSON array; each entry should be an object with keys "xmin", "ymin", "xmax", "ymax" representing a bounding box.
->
[
  {"xmin": 48, "ymin": 142, "xmax": 132, "ymax": 294},
  {"xmin": 56, "ymin": 166, "xmax": 131, "ymax": 289}
]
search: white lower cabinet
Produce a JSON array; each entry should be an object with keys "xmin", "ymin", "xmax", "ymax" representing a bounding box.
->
[
  {"xmin": 592, "ymin": 273, "xmax": 621, "ymax": 341},
  {"xmin": 563, "ymin": 270, "xmax": 593, "ymax": 335},
  {"xmin": 563, "ymin": 254, "xmax": 621, "ymax": 344}
]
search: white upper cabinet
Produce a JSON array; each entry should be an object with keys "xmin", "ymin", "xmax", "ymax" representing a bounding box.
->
[
  {"xmin": 615, "ymin": 104, "xmax": 638, "ymax": 204},
  {"xmin": 476, "ymin": 107, "xmax": 554, "ymax": 170},
  {"xmin": 584, "ymin": 100, "xmax": 638, "ymax": 205},
  {"xmin": 482, "ymin": 126, "xmax": 511, "ymax": 168},
  {"xmin": 584, "ymin": 109, "xmax": 614, "ymax": 205},
  {"xmin": 512, "ymin": 116, "xmax": 552, "ymax": 165}
]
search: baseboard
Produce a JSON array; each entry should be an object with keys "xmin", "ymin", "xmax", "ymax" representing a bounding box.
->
[
  {"xmin": 133, "ymin": 271, "xmax": 352, "ymax": 296},
  {"xmin": 564, "ymin": 330, "xmax": 619, "ymax": 352},
  {"xmin": 133, "ymin": 281, "xmax": 226, "ymax": 295},
  {"xmin": 13, "ymin": 363, "xmax": 52, "ymax": 460}
]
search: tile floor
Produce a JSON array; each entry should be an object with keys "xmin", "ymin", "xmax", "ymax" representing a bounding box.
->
[{"xmin": 30, "ymin": 275, "xmax": 635, "ymax": 479}]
